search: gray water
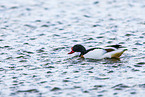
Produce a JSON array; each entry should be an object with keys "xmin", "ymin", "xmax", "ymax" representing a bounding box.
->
[{"xmin": 0, "ymin": 0, "xmax": 145, "ymax": 97}]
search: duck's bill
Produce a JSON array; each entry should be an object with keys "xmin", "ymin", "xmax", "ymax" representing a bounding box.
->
[{"xmin": 68, "ymin": 51, "xmax": 75, "ymax": 54}]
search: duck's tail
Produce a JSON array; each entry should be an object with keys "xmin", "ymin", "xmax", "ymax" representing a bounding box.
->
[{"xmin": 111, "ymin": 49, "xmax": 127, "ymax": 58}]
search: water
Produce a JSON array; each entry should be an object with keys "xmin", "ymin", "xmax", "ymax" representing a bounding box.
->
[{"xmin": 0, "ymin": 0, "xmax": 145, "ymax": 97}]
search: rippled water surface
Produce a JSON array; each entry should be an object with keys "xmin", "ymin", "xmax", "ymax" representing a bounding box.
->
[{"xmin": 0, "ymin": 0, "xmax": 145, "ymax": 97}]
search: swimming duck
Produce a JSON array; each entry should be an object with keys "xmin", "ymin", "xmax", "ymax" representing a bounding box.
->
[{"xmin": 68, "ymin": 44, "xmax": 127, "ymax": 59}]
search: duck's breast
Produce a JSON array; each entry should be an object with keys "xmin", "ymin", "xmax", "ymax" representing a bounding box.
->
[{"xmin": 84, "ymin": 49, "xmax": 106, "ymax": 59}]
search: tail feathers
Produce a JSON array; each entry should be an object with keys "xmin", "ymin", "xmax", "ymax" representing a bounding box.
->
[
  {"xmin": 111, "ymin": 49, "xmax": 127, "ymax": 58},
  {"xmin": 123, "ymin": 49, "xmax": 128, "ymax": 52}
]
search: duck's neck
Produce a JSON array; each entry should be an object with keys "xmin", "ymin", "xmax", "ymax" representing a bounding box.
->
[{"xmin": 80, "ymin": 50, "xmax": 87, "ymax": 56}]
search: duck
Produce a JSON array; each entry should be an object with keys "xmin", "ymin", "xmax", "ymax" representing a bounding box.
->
[{"xmin": 68, "ymin": 44, "xmax": 127, "ymax": 59}]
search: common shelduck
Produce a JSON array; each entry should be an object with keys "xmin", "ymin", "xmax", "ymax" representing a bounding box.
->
[{"xmin": 68, "ymin": 44, "xmax": 127, "ymax": 59}]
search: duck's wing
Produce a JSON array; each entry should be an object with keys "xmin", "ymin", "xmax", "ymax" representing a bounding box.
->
[
  {"xmin": 104, "ymin": 48, "xmax": 115, "ymax": 52},
  {"xmin": 106, "ymin": 44, "xmax": 123, "ymax": 49}
]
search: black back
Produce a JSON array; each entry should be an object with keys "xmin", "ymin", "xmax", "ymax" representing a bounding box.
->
[{"xmin": 106, "ymin": 44, "xmax": 122, "ymax": 49}]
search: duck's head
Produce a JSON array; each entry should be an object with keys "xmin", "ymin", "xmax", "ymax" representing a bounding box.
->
[{"xmin": 68, "ymin": 44, "xmax": 86, "ymax": 54}]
